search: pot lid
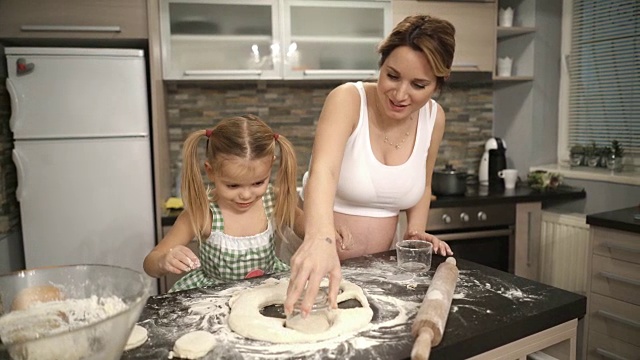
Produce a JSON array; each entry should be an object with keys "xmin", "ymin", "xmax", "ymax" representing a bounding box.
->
[{"xmin": 435, "ymin": 163, "xmax": 467, "ymax": 174}]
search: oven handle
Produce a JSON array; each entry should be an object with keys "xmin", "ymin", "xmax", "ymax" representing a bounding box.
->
[{"xmin": 434, "ymin": 228, "xmax": 513, "ymax": 241}]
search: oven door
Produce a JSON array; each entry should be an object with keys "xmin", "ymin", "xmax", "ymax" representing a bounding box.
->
[{"xmin": 432, "ymin": 227, "xmax": 515, "ymax": 273}]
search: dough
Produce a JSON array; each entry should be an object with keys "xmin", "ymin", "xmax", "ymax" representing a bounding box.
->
[
  {"xmin": 11, "ymin": 285, "xmax": 63, "ymax": 311},
  {"xmin": 228, "ymin": 279, "xmax": 373, "ymax": 343},
  {"xmin": 173, "ymin": 330, "xmax": 216, "ymax": 359},
  {"xmin": 124, "ymin": 325, "xmax": 148, "ymax": 351},
  {"xmin": 285, "ymin": 311, "xmax": 331, "ymax": 334}
]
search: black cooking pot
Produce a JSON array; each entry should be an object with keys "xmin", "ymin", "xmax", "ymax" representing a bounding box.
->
[{"xmin": 432, "ymin": 164, "xmax": 468, "ymax": 196}]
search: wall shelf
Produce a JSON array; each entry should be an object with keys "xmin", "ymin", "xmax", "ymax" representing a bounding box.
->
[
  {"xmin": 497, "ymin": 26, "xmax": 536, "ymax": 38},
  {"xmin": 494, "ymin": 75, "xmax": 534, "ymax": 81}
]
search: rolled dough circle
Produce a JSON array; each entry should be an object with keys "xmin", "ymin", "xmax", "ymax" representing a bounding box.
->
[
  {"xmin": 124, "ymin": 325, "xmax": 148, "ymax": 351},
  {"xmin": 228, "ymin": 279, "xmax": 373, "ymax": 343},
  {"xmin": 173, "ymin": 330, "xmax": 216, "ymax": 359}
]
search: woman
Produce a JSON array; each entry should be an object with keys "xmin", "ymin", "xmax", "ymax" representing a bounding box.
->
[{"xmin": 285, "ymin": 15, "xmax": 456, "ymax": 316}]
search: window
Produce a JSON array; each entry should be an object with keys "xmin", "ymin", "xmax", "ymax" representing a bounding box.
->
[{"xmin": 558, "ymin": 0, "xmax": 639, "ymax": 164}]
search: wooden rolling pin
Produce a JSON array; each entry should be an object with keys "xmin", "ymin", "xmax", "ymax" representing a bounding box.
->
[{"xmin": 411, "ymin": 257, "xmax": 459, "ymax": 360}]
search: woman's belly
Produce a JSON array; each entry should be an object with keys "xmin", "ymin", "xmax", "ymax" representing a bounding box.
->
[{"xmin": 334, "ymin": 212, "xmax": 398, "ymax": 260}]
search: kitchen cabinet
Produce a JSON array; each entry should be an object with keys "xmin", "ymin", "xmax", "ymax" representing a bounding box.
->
[
  {"xmin": 392, "ymin": 0, "xmax": 496, "ymax": 73},
  {"xmin": 494, "ymin": 0, "xmax": 536, "ymax": 80},
  {"xmin": 0, "ymin": 0, "xmax": 148, "ymax": 40},
  {"xmin": 585, "ymin": 225, "xmax": 640, "ymax": 359},
  {"xmin": 514, "ymin": 201, "xmax": 542, "ymax": 281},
  {"xmin": 159, "ymin": 0, "xmax": 392, "ymax": 80}
]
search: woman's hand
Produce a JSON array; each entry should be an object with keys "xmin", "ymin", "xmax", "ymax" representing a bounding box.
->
[
  {"xmin": 159, "ymin": 245, "xmax": 201, "ymax": 275},
  {"xmin": 285, "ymin": 235, "xmax": 342, "ymax": 317},
  {"xmin": 405, "ymin": 230, "xmax": 453, "ymax": 256},
  {"xmin": 335, "ymin": 224, "xmax": 354, "ymax": 251}
]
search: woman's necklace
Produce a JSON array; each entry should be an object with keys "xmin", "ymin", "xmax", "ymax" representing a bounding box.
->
[
  {"xmin": 376, "ymin": 95, "xmax": 415, "ymax": 150},
  {"xmin": 383, "ymin": 128, "xmax": 411, "ymax": 150}
]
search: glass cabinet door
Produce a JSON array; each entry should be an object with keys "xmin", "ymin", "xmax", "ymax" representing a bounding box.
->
[
  {"xmin": 160, "ymin": 0, "xmax": 281, "ymax": 80},
  {"xmin": 283, "ymin": 1, "xmax": 391, "ymax": 80}
]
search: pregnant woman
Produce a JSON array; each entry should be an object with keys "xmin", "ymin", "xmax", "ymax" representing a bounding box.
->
[{"xmin": 286, "ymin": 15, "xmax": 456, "ymax": 316}]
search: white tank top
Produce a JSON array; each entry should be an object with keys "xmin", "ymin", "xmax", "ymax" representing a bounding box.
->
[{"xmin": 333, "ymin": 81, "xmax": 438, "ymax": 217}]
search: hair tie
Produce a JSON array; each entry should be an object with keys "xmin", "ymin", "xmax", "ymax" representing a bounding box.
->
[
  {"xmin": 273, "ymin": 133, "xmax": 279, "ymax": 141},
  {"xmin": 205, "ymin": 129, "xmax": 213, "ymax": 138}
]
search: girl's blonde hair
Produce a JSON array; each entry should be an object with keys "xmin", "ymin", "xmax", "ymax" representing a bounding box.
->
[
  {"xmin": 181, "ymin": 114, "xmax": 298, "ymax": 240},
  {"xmin": 378, "ymin": 15, "xmax": 456, "ymax": 91}
]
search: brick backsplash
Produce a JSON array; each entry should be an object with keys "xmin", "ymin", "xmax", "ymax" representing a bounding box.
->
[{"xmin": 166, "ymin": 80, "xmax": 493, "ymax": 188}]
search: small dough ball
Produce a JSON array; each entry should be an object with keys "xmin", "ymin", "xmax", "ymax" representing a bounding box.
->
[
  {"xmin": 285, "ymin": 313, "xmax": 331, "ymax": 334},
  {"xmin": 124, "ymin": 325, "xmax": 148, "ymax": 351},
  {"xmin": 173, "ymin": 331, "xmax": 216, "ymax": 359},
  {"xmin": 11, "ymin": 285, "xmax": 63, "ymax": 311}
]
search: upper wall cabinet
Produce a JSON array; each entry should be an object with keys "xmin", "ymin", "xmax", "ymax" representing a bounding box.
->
[
  {"xmin": 0, "ymin": 0, "xmax": 148, "ymax": 40},
  {"xmin": 392, "ymin": 0, "xmax": 495, "ymax": 73},
  {"xmin": 160, "ymin": 0, "xmax": 392, "ymax": 80}
]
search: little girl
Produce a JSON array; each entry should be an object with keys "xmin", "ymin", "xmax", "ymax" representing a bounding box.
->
[{"xmin": 144, "ymin": 114, "xmax": 301, "ymax": 292}]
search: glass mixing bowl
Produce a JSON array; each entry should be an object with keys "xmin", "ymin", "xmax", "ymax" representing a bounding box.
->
[{"xmin": 0, "ymin": 264, "xmax": 151, "ymax": 360}]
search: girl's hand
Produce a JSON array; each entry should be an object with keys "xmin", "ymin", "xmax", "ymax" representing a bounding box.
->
[
  {"xmin": 285, "ymin": 235, "xmax": 342, "ymax": 317},
  {"xmin": 160, "ymin": 245, "xmax": 201, "ymax": 274},
  {"xmin": 405, "ymin": 230, "xmax": 453, "ymax": 256}
]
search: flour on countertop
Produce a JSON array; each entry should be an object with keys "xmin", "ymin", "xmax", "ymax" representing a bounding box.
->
[
  {"xmin": 138, "ymin": 257, "xmax": 421, "ymax": 359},
  {"xmin": 135, "ymin": 257, "xmax": 547, "ymax": 359}
]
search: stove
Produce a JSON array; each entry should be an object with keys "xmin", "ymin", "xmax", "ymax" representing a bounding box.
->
[
  {"xmin": 427, "ymin": 203, "xmax": 515, "ymax": 232},
  {"xmin": 427, "ymin": 203, "xmax": 516, "ymax": 272}
]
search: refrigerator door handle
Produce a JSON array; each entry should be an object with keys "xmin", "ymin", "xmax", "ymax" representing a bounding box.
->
[
  {"xmin": 6, "ymin": 79, "xmax": 19, "ymax": 132},
  {"xmin": 21, "ymin": 25, "xmax": 122, "ymax": 33},
  {"xmin": 12, "ymin": 150, "xmax": 25, "ymax": 202}
]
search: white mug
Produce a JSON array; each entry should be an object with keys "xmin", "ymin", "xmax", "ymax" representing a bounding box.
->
[{"xmin": 498, "ymin": 169, "xmax": 518, "ymax": 189}]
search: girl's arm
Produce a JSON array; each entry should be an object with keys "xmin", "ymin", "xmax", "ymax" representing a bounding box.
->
[
  {"xmin": 143, "ymin": 210, "xmax": 204, "ymax": 278},
  {"xmin": 292, "ymin": 206, "xmax": 305, "ymax": 239},
  {"xmin": 285, "ymin": 84, "xmax": 361, "ymax": 316},
  {"xmin": 404, "ymin": 103, "xmax": 452, "ymax": 256}
]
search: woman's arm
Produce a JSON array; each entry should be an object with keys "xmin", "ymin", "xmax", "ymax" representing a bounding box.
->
[
  {"xmin": 143, "ymin": 211, "xmax": 204, "ymax": 278},
  {"xmin": 285, "ymin": 84, "xmax": 361, "ymax": 316},
  {"xmin": 404, "ymin": 103, "xmax": 452, "ymax": 256}
]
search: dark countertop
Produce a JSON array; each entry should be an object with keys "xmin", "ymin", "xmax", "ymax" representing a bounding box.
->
[
  {"xmin": 123, "ymin": 253, "xmax": 586, "ymax": 359},
  {"xmin": 161, "ymin": 184, "xmax": 586, "ymax": 226},
  {"xmin": 586, "ymin": 205, "xmax": 640, "ymax": 234},
  {"xmin": 430, "ymin": 184, "xmax": 586, "ymax": 209}
]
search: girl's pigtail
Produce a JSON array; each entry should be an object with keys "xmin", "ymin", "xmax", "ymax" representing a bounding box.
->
[
  {"xmin": 181, "ymin": 130, "xmax": 210, "ymax": 240},
  {"xmin": 272, "ymin": 133, "xmax": 298, "ymax": 237}
]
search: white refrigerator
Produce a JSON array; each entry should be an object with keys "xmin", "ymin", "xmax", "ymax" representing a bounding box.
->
[{"xmin": 6, "ymin": 47, "xmax": 157, "ymax": 292}]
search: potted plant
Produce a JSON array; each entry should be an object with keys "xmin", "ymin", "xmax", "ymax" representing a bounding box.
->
[
  {"xmin": 599, "ymin": 146, "xmax": 611, "ymax": 167},
  {"xmin": 585, "ymin": 141, "xmax": 600, "ymax": 167},
  {"xmin": 569, "ymin": 144, "xmax": 584, "ymax": 167},
  {"xmin": 607, "ymin": 140, "xmax": 624, "ymax": 172}
]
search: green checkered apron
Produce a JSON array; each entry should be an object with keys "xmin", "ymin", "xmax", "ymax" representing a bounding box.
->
[{"xmin": 170, "ymin": 185, "xmax": 289, "ymax": 292}]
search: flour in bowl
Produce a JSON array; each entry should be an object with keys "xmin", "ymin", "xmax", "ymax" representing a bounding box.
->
[{"xmin": 0, "ymin": 295, "xmax": 127, "ymax": 360}]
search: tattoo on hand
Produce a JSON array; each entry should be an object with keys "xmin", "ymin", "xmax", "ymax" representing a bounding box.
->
[{"xmin": 324, "ymin": 237, "xmax": 333, "ymax": 244}]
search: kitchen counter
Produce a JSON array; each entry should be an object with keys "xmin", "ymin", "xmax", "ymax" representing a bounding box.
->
[
  {"xmin": 161, "ymin": 184, "xmax": 586, "ymax": 226},
  {"xmin": 586, "ymin": 205, "xmax": 640, "ymax": 234},
  {"xmin": 430, "ymin": 184, "xmax": 586, "ymax": 209},
  {"xmin": 123, "ymin": 253, "xmax": 586, "ymax": 359}
]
